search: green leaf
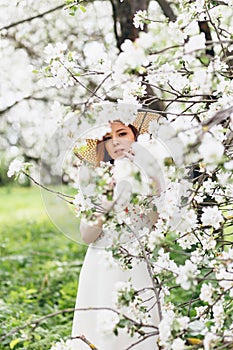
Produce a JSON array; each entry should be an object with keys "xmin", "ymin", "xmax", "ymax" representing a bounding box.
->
[
  {"xmin": 26, "ymin": 288, "xmax": 37, "ymax": 294},
  {"xmin": 10, "ymin": 339, "xmax": 21, "ymax": 349},
  {"xmin": 199, "ymin": 54, "xmax": 210, "ymax": 66},
  {"xmin": 34, "ymin": 334, "xmax": 41, "ymax": 340},
  {"xmin": 79, "ymin": 5, "xmax": 86, "ymax": 13}
]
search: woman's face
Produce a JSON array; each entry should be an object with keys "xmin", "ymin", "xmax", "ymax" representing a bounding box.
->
[{"xmin": 104, "ymin": 122, "xmax": 135, "ymax": 160}]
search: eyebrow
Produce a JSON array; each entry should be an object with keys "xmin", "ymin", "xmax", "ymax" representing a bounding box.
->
[
  {"xmin": 104, "ymin": 128, "xmax": 127, "ymax": 137},
  {"xmin": 116, "ymin": 128, "xmax": 127, "ymax": 133}
]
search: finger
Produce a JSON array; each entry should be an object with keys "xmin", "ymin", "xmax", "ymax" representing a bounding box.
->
[
  {"xmin": 128, "ymin": 147, "xmax": 135, "ymax": 156},
  {"xmin": 123, "ymin": 151, "xmax": 134, "ymax": 161}
]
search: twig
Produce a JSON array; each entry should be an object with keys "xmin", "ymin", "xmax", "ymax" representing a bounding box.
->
[
  {"xmin": 122, "ymin": 221, "xmax": 163, "ymax": 322},
  {"xmin": 87, "ymin": 72, "xmax": 112, "ymax": 101},
  {"xmin": 126, "ymin": 331, "xmax": 158, "ymax": 350},
  {"xmin": 22, "ymin": 171, "xmax": 75, "ymax": 202},
  {"xmin": 204, "ymin": 3, "xmax": 227, "ymax": 60},
  {"xmin": 202, "ymin": 104, "xmax": 233, "ymax": 129},
  {"xmin": 1, "ymin": 306, "xmax": 158, "ymax": 342},
  {"xmin": 71, "ymin": 334, "xmax": 99, "ymax": 349},
  {"xmin": 0, "ymin": 308, "xmax": 75, "ymax": 341},
  {"xmin": 156, "ymin": 0, "xmax": 176, "ymax": 22},
  {"xmin": 0, "ymin": 4, "xmax": 64, "ymax": 31},
  {"xmin": 59, "ymin": 60, "xmax": 104, "ymax": 101}
]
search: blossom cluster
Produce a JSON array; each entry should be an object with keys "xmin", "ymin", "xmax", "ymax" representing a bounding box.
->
[
  {"xmin": 42, "ymin": 43, "xmax": 77, "ymax": 89},
  {"xmin": 4, "ymin": 0, "xmax": 233, "ymax": 348}
]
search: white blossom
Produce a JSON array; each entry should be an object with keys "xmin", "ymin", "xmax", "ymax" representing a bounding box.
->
[
  {"xmin": 178, "ymin": 232, "xmax": 199, "ymax": 249},
  {"xmin": 177, "ymin": 316, "xmax": 189, "ymax": 330},
  {"xmin": 98, "ymin": 250, "xmax": 119, "ymax": 269},
  {"xmin": 195, "ymin": 0, "xmax": 205, "ymax": 12},
  {"xmin": 198, "ymin": 133, "xmax": 224, "ymax": 166},
  {"xmin": 50, "ymin": 339, "xmax": 72, "ymax": 350},
  {"xmin": 154, "ymin": 249, "xmax": 178, "ymax": 275},
  {"xmin": 148, "ymin": 229, "xmax": 164, "ymax": 249},
  {"xmin": 224, "ymin": 160, "xmax": 233, "ymax": 170},
  {"xmin": 113, "ymin": 157, "xmax": 149, "ymax": 196},
  {"xmin": 212, "ymin": 300, "xmax": 224, "ymax": 331},
  {"xmin": 133, "ymin": 10, "xmax": 147, "ymax": 30},
  {"xmin": 201, "ymin": 206, "xmax": 224, "ymax": 229},
  {"xmin": 176, "ymin": 260, "xmax": 199, "ymax": 290},
  {"xmin": 200, "ymin": 283, "xmax": 214, "ymax": 305},
  {"xmin": 222, "ymin": 0, "xmax": 233, "ymax": 5},
  {"xmin": 112, "ymin": 280, "xmax": 149, "ymax": 322},
  {"xmin": 184, "ymin": 33, "xmax": 206, "ymax": 53},
  {"xmin": 113, "ymin": 39, "xmax": 149, "ymax": 78},
  {"xmin": 190, "ymin": 248, "xmax": 205, "ymax": 265},
  {"xmin": 158, "ymin": 310, "xmax": 175, "ymax": 345},
  {"xmin": 195, "ymin": 306, "xmax": 208, "ymax": 321},
  {"xmin": 216, "ymin": 171, "xmax": 232, "ymax": 187},
  {"xmin": 171, "ymin": 337, "xmax": 186, "ymax": 350},
  {"xmin": 189, "ymin": 319, "xmax": 207, "ymax": 336},
  {"xmin": 73, "ymin": 192, "xmax": 95, "ymax": 212},
  {"xmin": 176, "ymin": 208, "xmax": 197, "ymax": 234},
  {"xmin": 7, "ymin": 159, "xmax": 25, "ymax": 177},
  {"xmin": 202, "ymin": 235, "xmax": 217, "ymax": 251},
  {"xmin": 168, "ymin": 73, "xmax": 189, "ymax": 92},
  {"xmin": 97, "ymin": 310, "xmax": 120, "ymax": 334},
  {"xmin": 203, "ymin": 332, "xmax": 219, "ymax": 350},
  {"xmin": 216, "ymin": 264, "xmax": 233, "ymax": 295},
  {"xmin": 113, "ymin": 281, "xmax": 132, "ymax": 302},
  {"xmin": 202, "ymin": 178, "xmax": 217, "ymax": 194},
  {"xmin": 3, "ymin": 1, "xmax": 233, "ymax": 346},
  {"xmin": 224, "ymin": 327, "xmax": 233, "ymax": 342},
  {"xmin": 44, "ymin": 42, "xmax": 67, "ymax": 62}
]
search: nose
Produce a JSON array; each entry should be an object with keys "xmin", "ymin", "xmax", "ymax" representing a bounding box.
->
[{"xmin": 112, "ymin": 136, "xmax": 119, "ymax": 146}]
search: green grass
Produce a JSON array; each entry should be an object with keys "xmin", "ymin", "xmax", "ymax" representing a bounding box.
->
[
  {"xmin": 0, "ymin": 186, "xmax": 48, "ymax": 223},
  {"xmin": 2, "ymin": 186, "xmax": 230, "ymax": 349},
  {"xmin": 0, "ymin": 186, "xmax": 87, "ymax": 349}
]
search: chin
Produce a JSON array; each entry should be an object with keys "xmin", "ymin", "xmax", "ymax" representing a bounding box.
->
[{"xmin": 114, "ymin": 155, "xmax": 125, "ymax": 160}]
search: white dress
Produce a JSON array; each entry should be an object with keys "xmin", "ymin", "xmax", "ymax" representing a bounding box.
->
[{"xmin": 71, "ymin": 213, "xmax": 161, "ymax": 350}]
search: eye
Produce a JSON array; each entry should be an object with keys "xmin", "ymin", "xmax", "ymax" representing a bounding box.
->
[
  {"xmin": 118, "ymin": 132, "xmax": 127, "ymax": 137},
  {"xmin": 104, "ymin": 136, "xmax": 112, "ymax": 141}
]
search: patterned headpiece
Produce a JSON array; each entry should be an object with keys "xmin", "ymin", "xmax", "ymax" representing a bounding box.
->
[{"xmin": 74, "ymin": 110, "xmax": 161, "ymax": 164}]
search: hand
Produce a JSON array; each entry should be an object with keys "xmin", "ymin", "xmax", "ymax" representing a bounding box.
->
[
  {"xmin": 95, "ymin": 198, "xmax": 114, "ymax": 217},
  {"xmin": 122, "ymin": 147, "xmax": 135, "ymax": 161}
]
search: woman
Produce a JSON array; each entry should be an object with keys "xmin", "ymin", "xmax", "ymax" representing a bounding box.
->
[{"xmin": 71, "ymin": 111, "xmax": 162, "ymax": 350}]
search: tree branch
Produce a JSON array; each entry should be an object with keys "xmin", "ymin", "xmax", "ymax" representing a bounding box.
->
[
  {"xmin": 0, "ymin": 306, "xmax": 158, "ymax": 343},
  {"xmin": 198, "ymin": 21, "xmax": 215, "ymax": 57},
  {"xmin": 155, "ymin": 0, "xmax": 176, "ymax": 22},
  {"xmin": 110, "ymin": 0, "xmax": 122, "ymax": 51},
  {"xmin": 71, "ymin": 335, "xmax": 99, "ymax": 349},
  {"xmin": 0, "ymin": 95, "xmax": 50, "ymax": 115},
  {"xmin": 202, "ymin": 104, "xmax": 233, "ymax": 129},
  {"xmin": 109, "ymin": 0, "xmax": 150, "ymax": 48},
  {"xmin": 0, "ymin": 4, "xmax": 64, "ymax": 31}
]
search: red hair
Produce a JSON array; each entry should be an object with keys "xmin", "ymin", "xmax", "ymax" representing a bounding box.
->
[{"xmin": 96, "ymin": 123, "xmax": 138, "ymax": 164}]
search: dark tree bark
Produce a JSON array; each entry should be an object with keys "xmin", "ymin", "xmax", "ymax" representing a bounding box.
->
[
  {"xmin": 110, "ymin": 0, "xmax": 168, "ymax": 112},
  {"xmin": 110, "ymin": 0, "xmax": 150, "ymax": 51},
  {"xmin": 156, "ymin": 0, "xmax": 176, "ymax": 21},
  {"xmin": 0, "ymin": 4, "xmax": 64, "ymax": 31},
  {"xmin": 198, "ymin": 21, "xmax": 215, "ymax": 57}
]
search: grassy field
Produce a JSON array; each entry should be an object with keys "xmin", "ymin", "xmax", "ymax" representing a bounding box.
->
[
  {"xmin": 0, "ymin": 186, "xmax": 86, "ymax": 349},
  {"xmin": 1, "ymin": 186, "xmax": 231, "ymax": 349}
]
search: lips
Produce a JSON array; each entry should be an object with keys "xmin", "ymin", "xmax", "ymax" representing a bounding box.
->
[{"xmin": 114, "ymin": 148, "xmax": 125, "ymax": 154}]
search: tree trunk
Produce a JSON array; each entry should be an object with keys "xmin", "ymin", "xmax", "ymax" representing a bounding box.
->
[
  {"xmin": 110, "ymin": 0, "xmax": 150, "ymax": 50},
  {"xmin": 110, "ymin": 0, "xmax": 169, "ymax": 113}
]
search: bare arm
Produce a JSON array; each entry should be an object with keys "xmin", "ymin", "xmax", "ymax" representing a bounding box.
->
[
  {"xmin": 80, "ymin": 199, "xmax": 114, "ymax": 244},
  {"xmin": 148, "ymin": 177, "xmax": 161, "ymax": 227},
  {"xmin": 80, "ymin": 215, "xmax": 103, "ymax": 245},
  {"xmin": 148, "ymin": 207, "xmax": 159, "ymax": 227}
]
